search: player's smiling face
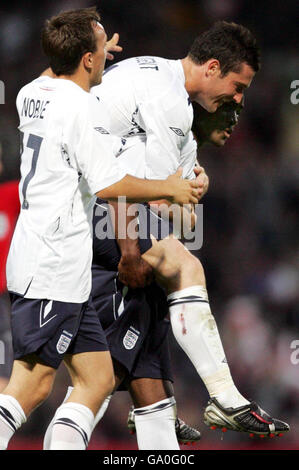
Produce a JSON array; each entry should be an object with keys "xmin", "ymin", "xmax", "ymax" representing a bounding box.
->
[{"xmin": 200, "ymin": 61, "xmax": 254, "ymax": 113}]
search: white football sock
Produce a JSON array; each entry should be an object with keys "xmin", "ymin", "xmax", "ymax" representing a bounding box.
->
[
  {"xmin": 43, "ymin": 386, "xmax": 74, "ymax": 450},
  {"xmin": 49, "ymin": 402, "xmax": 94, "ymax": 450},
  {"xmin": 0, "ymin": 394, "xmax": 26, "ymax": 450},
  {"xmin": 168, "ymin": 286, "xmax": 249, "ymax": 409},
  {"xmin": 93, "ymin": 394, "xmax": 112, "ymax": 429},
  {"xmin": 43, "ymin": 387, "xmax": 112, "ymax": 450},
  {"xmin": 134, "ymin": 397, "xmax": 179, "ymax": 450}
]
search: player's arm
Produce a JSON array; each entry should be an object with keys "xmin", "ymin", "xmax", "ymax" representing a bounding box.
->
[
  {"xmin": 148, "ymin": 163, "xmax": 209, "ymax": 232},
  {"xmin": 138, "ymin": 86, "xmax": 210, "ymax": 198},
  {"xmin": 179, "ymin": 132, "xmax": 209, "ymax": 198},
  {"xmin": 73, "ymin": 99, "xmax": 200, "ymax": 206},
  {"xmin": 137, "ymin": 88, "xmax": 194, "ymax": 178},
  {"xmin": 96, "ymin": 168, "xmax": 200, "ymax": 205},
  {"xmin": 108, "ymin": 200, "xmax": 153, "ymax": 289}
]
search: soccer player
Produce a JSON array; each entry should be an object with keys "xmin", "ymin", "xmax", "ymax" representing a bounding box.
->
[
  {"xmin": 0, "ymin": 8, "xmax": 199, "ymax": 451},
  {"xmin": 43, "ymin": 101, "xmax": 240, "ymax": 451},
  {"xmin": 125, "ymin": 100, "xmax": 243, "ymax": 444},
  {"xmin": 88, "ymin": 21, "xmax": 289, "ymax": 439}
]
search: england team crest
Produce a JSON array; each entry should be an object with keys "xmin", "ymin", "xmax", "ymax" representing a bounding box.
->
[
  {"xmin": 56, "ymin": 331, "xmax": 73, "ymax": 354},
  {"xmin": 123, "ymin": 328, "xmax": 139, "ymax": 350}
]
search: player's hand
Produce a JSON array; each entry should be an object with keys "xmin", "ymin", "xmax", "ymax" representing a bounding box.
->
[
  {"xmin": 166, "ymin": 167, "xmax": 202, "ymax": 205},
  {"xmin": 105, "ymin": 33, "xmax": 123, "ymax": 61},
  {"xmin": 194, "ymin": 164, "xmax": 209, "ymax": 200},
  {"xmin": 118, "ymin": 252, "xmax": 154, "ymax": 289}
]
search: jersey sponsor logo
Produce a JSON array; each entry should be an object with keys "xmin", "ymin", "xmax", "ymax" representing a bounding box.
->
[
  {"xmin": 169, "ymin": 127, "xmax": 185, "ymax": 137},
  {"xmin": 56, "ymin": 331, "xmax": 73, "ymax": 354},
  {"xmin": 123, "ymin": 327, "xmax": 140, "ymax": 350},
  {"xmin": 94, "ymin": 126, "xmax": 110, "ymax": 134}
]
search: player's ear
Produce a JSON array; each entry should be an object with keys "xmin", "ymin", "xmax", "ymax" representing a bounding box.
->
[
  {"xmin": 82, "ymin": 52, "xmax": 93, "ymax": 71},
  {"xmin": 206, "ymin": 59, "xmax": 220, "ymax": 77}
]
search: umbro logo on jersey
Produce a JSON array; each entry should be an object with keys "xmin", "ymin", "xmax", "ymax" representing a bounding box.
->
[
  {"xmin": 94, "ymin": 127, "xmax": 110, "ymax": 134},
  {"xmin": 169, "ymin": 127, "xmax": 185, "ymax": 137}
]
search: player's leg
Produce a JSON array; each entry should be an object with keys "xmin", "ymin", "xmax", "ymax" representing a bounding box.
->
[
  {"xmin": 47, "ymin": 298, "xmax": 115, "ymax": 450},
  {"xmin": 0, "ymin": 293, "xmax": 88, "ymax": 450},
  {"xmin": 47, "ymin": 351, "xmax": 114, "ymax": 450},
  {"xmin": 0, "ymin": 355, "xmax": 55, "ymax": 450},
  {"xmin": 142, "ymin": 235, "xmax": 248, "ymax": 407},
  {"xmin": 127, "ymin": 378, "xmax": 200, "ymax": 446},
  {"xmin": 124, "ymin": 295, "xmax": 200, "ymax": 450},
  {"xmin": 141, "ymin": 235, "xmax": 290, "ymax": 436},
  {"xmin": 64, "ymin": 351, "xmax": 114, "ymax": 414},
  {"xmin": 127, "ymin": 377, "xmax": 179, "ymax": 450},
  {"xmin": 129, "ymin": 377, "xmax": 173, "ymax": 407},
  {"xmin": 43, "ymin": 357, "xmax": 120, "ymax": 450},
  {"xmin": 91, "ymin": 358, "xmax": 126, "ymax": 429},
  {"xmin": 42, "ymin": 266, "xmax": 126, "ymax": 450}
]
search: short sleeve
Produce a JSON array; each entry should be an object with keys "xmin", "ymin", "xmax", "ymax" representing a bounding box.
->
[
  {"xmin": 179, "ymin": 132, "xmax": 198, "ymax": 180},
  {"xmin": 72, "ymin": 96, "xmax": 126, "ymax": 195},
  {"xmin": 136, "ymin": 86, "xmax": 193, "ymax": 180}
]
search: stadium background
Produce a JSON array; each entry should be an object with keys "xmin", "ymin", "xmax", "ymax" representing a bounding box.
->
[{"xmin": 0, "ymin": 0, "xmax": 298, "ymax": 450}]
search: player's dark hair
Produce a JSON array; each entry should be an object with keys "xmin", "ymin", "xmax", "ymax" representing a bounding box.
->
[
  {"xmin": 41, "ymin": 7, "xmax": 101, "ymax": 76},
  {"xmin": 188, "ymin": 21, "xmax": 260, "ymax": 76}
]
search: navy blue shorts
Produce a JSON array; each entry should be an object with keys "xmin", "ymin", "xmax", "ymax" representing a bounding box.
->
[
  {"xmin": 90, "ymin": 268, "xmax": 173, "ymax": 388},
  {"xmin": 71, "ymin": 199, "xmax": 173, "ymax": 385},
  {"xmin": 92, "ymin": 199, "xmax": 173, "ymax": 271},
  {"xmin": 9, "ymin": 294, "xmax": 108, "ymax": 369}
]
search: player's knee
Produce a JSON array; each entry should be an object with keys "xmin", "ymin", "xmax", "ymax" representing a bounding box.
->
[
  {"xmin": 161, "ymin": 239, "xmax": 205, "ymax": 283},
  {"xmin": 183, "ymin": 254, "xmax": 205, "ymax": 285},
  {"xmin": 100, "ymin": 369, "xmax": 115, "ymax": 396},
  {"xmin": 162, "ymin": 247, "xmax": 205, "ymax": 290},
  {"xmin": 108, "ymin": 377, "xmax": 115, "ymax": 396},
  {"xmin": 33, "ymin": 373, "xmax": 55, "ymax": 405},
  {"xmin": 82, "ymin": 369, "xmax": 115, "ymax": 396}
]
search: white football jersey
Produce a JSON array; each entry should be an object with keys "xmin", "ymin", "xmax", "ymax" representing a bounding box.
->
[
  {"xmin": 6, "ymin": 76, "xmax": 126, "ymax": 303},
  {"xmin": 91, "ymin": 57, "xmax": 197, "ymax": 180}
]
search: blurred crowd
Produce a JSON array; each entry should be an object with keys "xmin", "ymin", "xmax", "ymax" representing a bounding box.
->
[{"xmin": 0, "ymin": 0, "xmax": 298, "ymax": 449}]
